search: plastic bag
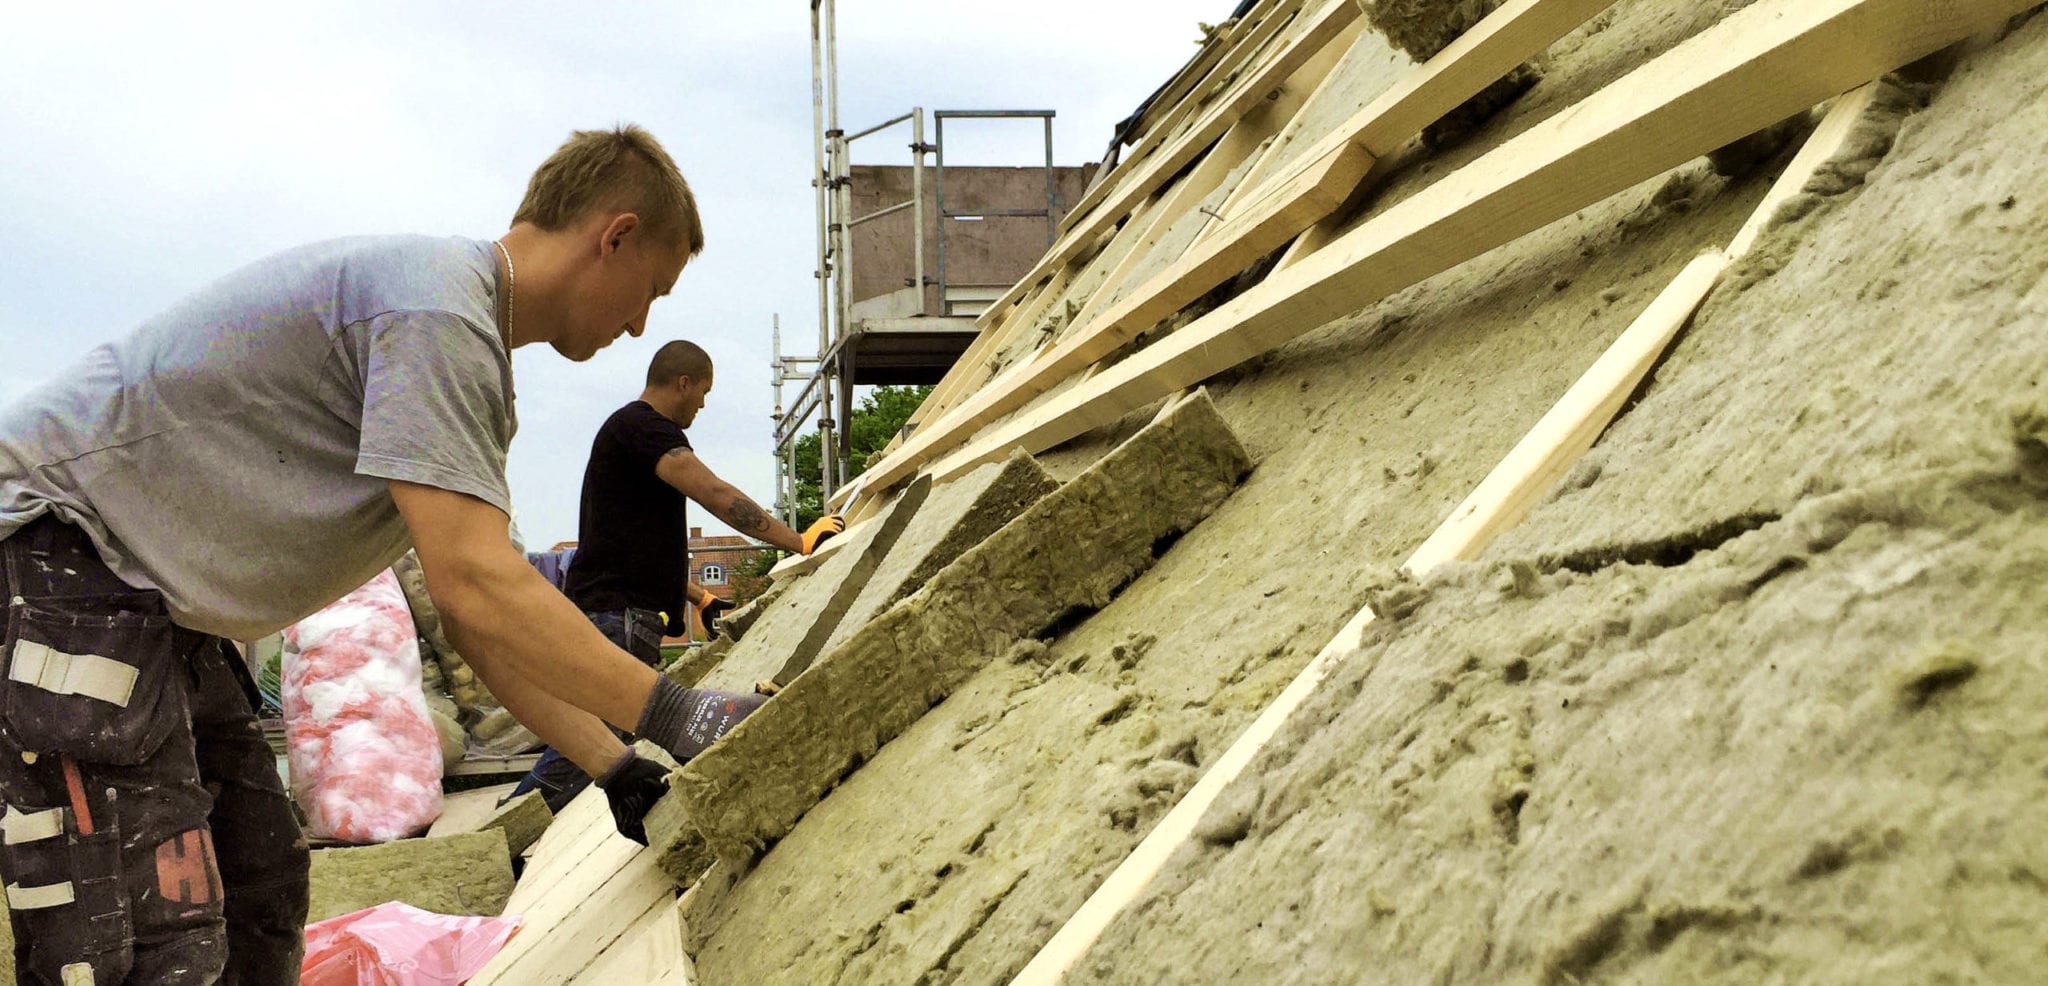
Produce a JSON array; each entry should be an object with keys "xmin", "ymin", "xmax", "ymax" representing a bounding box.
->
[
  {"xmin": 302, "ymin": 901, "xmax": 523, "ymax": 986},
  {"xmin": 283, "ymin": 569, "xmax": 443, "ymax": 842}
]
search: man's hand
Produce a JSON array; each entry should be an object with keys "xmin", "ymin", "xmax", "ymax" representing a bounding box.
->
[
  {"xmin": 637, "ymin": 678, "xmax": 770, "ymax": 763},
  {"xmin": 595, "ymin": 751, "xmax": 672, "ymax": 846},
  {"xmin": 695, "ymin": 594, "xmax": 734, "ymax": 630},
  {"xmin": 801, "ymin": 515, "xmax": 845, "ymax": 555}
]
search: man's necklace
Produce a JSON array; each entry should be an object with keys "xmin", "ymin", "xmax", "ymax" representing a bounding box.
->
[{"xmin": 494, "ymin": 240, "xmax": 516, "ymax": 343}]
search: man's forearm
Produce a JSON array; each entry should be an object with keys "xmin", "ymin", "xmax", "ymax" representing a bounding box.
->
[
  {"xmin": 457, "ymin": 652, "xmax": 625, "ymax": 777},
  {"xmin": 432, "ymin": 553, "xmax": 660, "ymax": 737},
  {"xmin": 708, "ymin": 484, "xmax": 803, "ymax": 553}
]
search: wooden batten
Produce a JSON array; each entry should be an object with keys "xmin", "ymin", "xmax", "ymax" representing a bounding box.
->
[
  {"xmin": 1402, "ymin": 251, "xmax": 1732, "ymax": 573},
  {"xmin": 1192, "ymin": 15, "xmax": 1379, "ymax": 245}
]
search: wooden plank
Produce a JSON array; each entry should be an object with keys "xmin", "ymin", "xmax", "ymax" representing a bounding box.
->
[
  {"xmin": 426, "ymin": 782, "xmax": 519, "ymax": 838},
  {"xmin": 946, "ymin": 255, "xmax": 1083, "ymax": 395},
  {"xmin": 843, "ymin": 487, "xmax": 888, "ymax": 526},
  {"xmin": 447, "ymin": 753, "xmax": 542, "ymax": 778},
  {"xmin": 1050, "ymin": 0, "xmax": 1314, "ymax": 250},
  {"xmin": 895, "ymin": 216, "xmax": 1123, "ymax": 473},
  {"xmin": 1116, "ymin": 0, "xmax": 1284, "ymax": 152},
  {"xmin": 1406, "ymin": 76, "xmax": 1892, "ymax": 570},
  {"xmin": 1086, "ymin": 3, "xmax": 1279, "ymax": 186},
  {"xmin": 499, "ymin": 788, "xmax": 616, "ymax": 912},
  {"xmin": 572, "ymin": 895, "xmax": 694, "ymax": 986},
  {"xmin": 1008, "ymin": 56, "xmax": 1955, "ymax": 980},
  {"xmin": 1061, "ymin": 0, "xmax": 1311, "ymax": 236},
  {"xmin": 473, "ymin": 847, "xmax": 674, "ymax": 985},
  {"xmin": 973, "ymin": 198, "xmax": 1163, "ymax": 389},
  {"xmin": 1009, "ymin": 268, "xmax": 1735, "ymax": 986},
  {"xmin": 1403, "ymin": 252, "xmax": 1731, "ymax": 572},
  {"xmin": 1191, "ymin": 17, "xmax": 1377, "ymax": 247},
  {"xmin": 1011, "ymin": 261, "xmax": 1727, "ymax": 979},
  {"xmin": 826, "ymin": 201, "xmax": 1157, "ymax": 516},
  {"xmin": 1065, "ymin": 14, "xmax": 1361, "ymax": 333},
  {"xmin": 1008, "ymin": 601, "xmax": 1381, "ymax": 985},
  {"xmin": 1065, "ymin": 125, "xmax": 1279, "ymax": 335},
  {"xmin": 908, "ymin": 273, "xmax": 1059, "ymax": 432},
  {"xmin": 969, "ymin": 0, "xmax": 1358, "ymax": 334},
  {"xmin": 906, "ymin": 281, "xmax": 1047, "ymax": 429},
  {"xmin": 929, "ymin": 0, "xmax": 2028, "ymax": 490},
  {"xmin": 1724, "ymin": 80, "xmax": 1884, "ymax": 258},
  {"xmin": 848, "ymin": 0, "xmax": 1615, "ymax": 506},
  {"xmin": 1089, "ymin": 136, "xmax": 1373, "ymax": 338},
  {"xmin": 767, "ymin": 511, "xmax": 874, "ymax": 580},
  {"xmin": 473, "ymin": 842, "xmax": 643, "ymax": 981}
]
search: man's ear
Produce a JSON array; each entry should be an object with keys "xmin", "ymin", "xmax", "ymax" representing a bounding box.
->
[{"xmin": 600, "ymin": 213, "xmax": 641, "ymax": 255}]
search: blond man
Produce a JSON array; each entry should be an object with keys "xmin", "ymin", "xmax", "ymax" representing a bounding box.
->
[{"xmin": 0, "ymin": 125, "xmax": 770, "ymax": 984}]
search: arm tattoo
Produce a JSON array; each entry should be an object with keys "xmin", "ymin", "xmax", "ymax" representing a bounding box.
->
[{"xmin": 725, "ymin": 495, "xmax": 772, "ymax": 536}]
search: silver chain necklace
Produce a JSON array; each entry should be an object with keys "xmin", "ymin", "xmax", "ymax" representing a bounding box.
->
[{"xmin": 493, "ymin": 240, "xmax": 516, "ymax": 342}]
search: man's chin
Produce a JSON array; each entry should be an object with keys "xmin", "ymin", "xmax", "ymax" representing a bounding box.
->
[{"xmin": 551, "ymin": 340, "xmax": 600, "ymax": 362}]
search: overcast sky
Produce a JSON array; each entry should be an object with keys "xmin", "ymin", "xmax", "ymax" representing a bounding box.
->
[{"xmin": 0, "ymin": 1, "xmax": 1222, "ymax": 548}]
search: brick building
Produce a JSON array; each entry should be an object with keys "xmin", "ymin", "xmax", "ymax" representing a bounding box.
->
[
  {"xmin": 687, "ymin": 527, "xmax": 772, "ymax": 603},
  {"xmin": 535, "ymin": 528, "xmax": 774, "ymax": 614}
]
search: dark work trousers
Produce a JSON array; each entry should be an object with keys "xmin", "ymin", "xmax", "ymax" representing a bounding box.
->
[
  {"xmin": 0, "ymin": 516, "xmax": 310, "ymax": 985},
  {"xmin": 509, "ymin": 608, "xmax": 664, "ymax": 812}
]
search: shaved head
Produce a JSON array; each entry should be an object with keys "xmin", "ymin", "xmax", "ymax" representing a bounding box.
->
[{"xmin": 648, "ymin": 340, "xmax": 713, "ymax": 386}]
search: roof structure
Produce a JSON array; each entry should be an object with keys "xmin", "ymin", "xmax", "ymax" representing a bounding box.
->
[{"xmin": 466, "ymin": 1, "xmax": 2048, "ymax": 982}]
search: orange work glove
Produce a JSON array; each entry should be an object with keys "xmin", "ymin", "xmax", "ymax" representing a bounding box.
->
[
  {"xmin": 800, "ymin": 515, "xmax": 845, "ymax": 555},
  {"xmin": 694, "ymin": 594, "xmax": 733, "ymax": 631}
]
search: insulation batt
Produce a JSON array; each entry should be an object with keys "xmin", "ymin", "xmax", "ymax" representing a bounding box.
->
[{"xmin": 282, "ymin": 569, "xmax": 444, "ymax": 843}]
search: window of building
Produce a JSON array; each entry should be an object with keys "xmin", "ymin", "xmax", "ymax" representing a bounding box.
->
[{"xmin": 700, "ymin": 563, "xmax": 727, "ymax": 586}]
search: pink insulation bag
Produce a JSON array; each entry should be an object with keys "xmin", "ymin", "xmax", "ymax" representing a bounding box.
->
[
  {"xmin": 301, "ymin": 902, "xmax": 523, "ymax": 986},
  {"xmin": 282, "ymin": 569, "xmax": 444, "ymax": 842}
]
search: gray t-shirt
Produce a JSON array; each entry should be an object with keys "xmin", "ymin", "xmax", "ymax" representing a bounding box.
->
[{"xmin": 0, "ymin": 234, "xmax": 517, "ymax": 639}]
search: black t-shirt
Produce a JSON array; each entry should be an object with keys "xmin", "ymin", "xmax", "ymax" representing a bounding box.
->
[{"xmin": 562, "ymin": 400, "xmax": 691, "ymax": 623}]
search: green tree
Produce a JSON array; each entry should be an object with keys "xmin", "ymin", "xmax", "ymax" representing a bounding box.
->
[{"xmin": 785, "ymin": 385, "xmax": 931, "ymax": 531}]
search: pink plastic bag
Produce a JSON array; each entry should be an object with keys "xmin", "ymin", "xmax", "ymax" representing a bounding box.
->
[
  {"xmin": 283, "ymin": 569, "xmax": 444, "ymax": 842},
  {"xmin": 302, "ymin": 902, "xmax": 523, "ymax": 986}
]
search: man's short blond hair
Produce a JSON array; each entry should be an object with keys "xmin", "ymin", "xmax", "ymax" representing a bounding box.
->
[{"xmin": 514, "ymin": 125, "xmax": 705, "ymax": 257}]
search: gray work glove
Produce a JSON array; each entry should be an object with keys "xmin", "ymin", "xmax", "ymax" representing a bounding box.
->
[{"xmin": 636, "ymin": 678, "xmax": 770, "ymax": 763}]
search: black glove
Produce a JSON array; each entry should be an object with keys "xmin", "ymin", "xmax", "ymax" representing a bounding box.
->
[
  {"xmin": 636, "ymin": 677, "xmax": 771, "ymax": 763},
  {"xmin": 594, "ymin": 751, "xmax": 672, "ymax": 846}
]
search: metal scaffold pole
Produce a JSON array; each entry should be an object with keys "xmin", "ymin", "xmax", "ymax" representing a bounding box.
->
[{"xmin": 811, "ymin": 0, "xmax": 839, "ymax": 498}]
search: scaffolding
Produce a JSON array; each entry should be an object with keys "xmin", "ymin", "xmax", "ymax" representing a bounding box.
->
[{"xmin": 774, "ymin": 0, "xmax": 1060, "ymax": 522}]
